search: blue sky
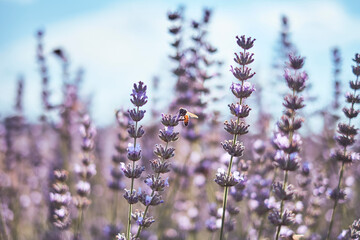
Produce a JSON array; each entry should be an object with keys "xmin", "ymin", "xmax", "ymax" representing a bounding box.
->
[{"xmin": 1, "ymin": 0, "xmax": 360, "ymax": 125}]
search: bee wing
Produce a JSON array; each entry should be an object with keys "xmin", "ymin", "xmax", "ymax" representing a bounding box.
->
[
  {"xmin": 187, "ymin": 111, "xmax": 198, "ymax": 119},
  {"xmin": 292, "ymin": 235, "xmax": 305, "ymax": 240}
]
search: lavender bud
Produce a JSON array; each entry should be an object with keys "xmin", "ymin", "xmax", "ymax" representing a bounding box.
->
[
  {"xmin": 284, "ymin": 69, "xmax": 308, "ymax": 92},
  {"xmin": 144, "ymin": 175, "xmax": 169, "ymax": 192},
  {"xmin": 288, "ymin": 55, "xmax": 305, "ymax": 70},
  {"xmin": 230, "ymin": 82, "xmax": 255, "ymax": 99},
  {"xmin": 335, "ymin": 135, "xmax": 355, "ymax": 147},
  {"xmin": 228, "ymin": 103, "xmax": 251, "ymax": 118},
  {"xmin": 150, "ymin": 159, "xmax": 171, "ymax": 174},
  {"xmin": 76, "ymin": 181, "xmax": 91, "ymax": 197},
  {"xmin": 274, "ymin": 150, "xmax": 300, "ymax": 171},
  {"xmin": 233, "ymin": 52, "xmax": 255, "ymax": 66},
  {"xmin": 214, "ymin": 168, "xmax": 245, "ymax": 187},
  {"xmin": 350, "ymin": 80, "xmax": 360, "ymax": 90},
  {"xmin": 120, "ymin": 162, "xmax": 145, "ymax": 179},
  {"xmin": 350, "ymin": 218, "xmax": 360, "ymax": 238},
  {"xmin": 130, "ymin": 81, "xmax": 148, "ymax": 107},
  {"xmin": 54, "ymin": 169, "xmax": 68, "ymax": 182},
  {"xmin": 352, "ymin": 66, "xmax": 360, "ymax": 76},
  {"xmin": 123, "ymin": 189, "xmax": 138, "ymax": 204},
  {"xmin": 230, "ymin": 66, "xmax": 255, "ymax": 81},
  {"xmin": 167, "ymin": 11, "xmax": 181, "ymax": 20},
  {"xmin": 127, "ymin": 143, "xmax": 142, "ymax": 161},
  {"xmin": 272, "ymin": 182, "xmax": 295, "ymax": 200},
  {"xmin": 159, "ymin": 126, "xmax": 179, "ymax": 142},
  {"xmin": 161, "ymin": 114, "xmax": 179, "ymax": 126},
  {"xmin": 169, "ymin": 26, "xmax": 181, "ymax": 34},
  {"xmin": 138, "ymin": 191, "xmax": 164, "ymax": 206},
  {"xmin": 224, "ymin": 119, "xmax": 249, "ymax": 135},
  {"xmin": 154, "ymin": 144, "xmax": 175, "ymax": 159},
  {"xmin": 337, "ymin": 123, "xmax": 357, "ymax": 136},
  {"xmin": 81, "ymin": 138, "xmax": 94, "ymax": 151},
  {"xmin": 328, "ymin": 188, "xmax": 346, "ymax": 201},
  {"xmin": 205, "ymin": 217, "xmax": 219, "ymax": 232},
  {"xmin": 277, "ymin": 116, "xmax": 303, "ymax": 134},
  {"xmin": 128, "ymin": 125, "xmax": 145, "ymax": 138},
  {"xmin": 50, "ymin": 192, "xmax": 71, "ymax": 206},
  {"xmin": 132, "ymin": 209, "xmax": 155, "ymax": 228},
  {"xmin": 273, "ymin": 133, "xmax": 302, "ymax": 154},
  {"xmin": 52, "ymin": 182, "xmax": 69, "ymax": 194},
  {"xmin": 268, "ymin": 209, "xmax": 295, "ymax": 226},
  {"xmin": 345, "ymin": 92, "xmax": 360, "ymax": 104},
  {"xmin": 342, "ymin": 107, "xmax": 359, "ymax": 119},
  {"xmin": 353, "ymin": 53, "xmax": 360, "ymax": 64},
  {"xmin": 128, "ymin": 109, "xmax": 146, "ymax": 122},
  {"xmin": 236, "ymin": 35, "xmax": 255, "ymax": 50},
  {"xmin": 283, "ymin": 94, "xmax": 305, "ymax": 110},
  {"xmin": 221, "ymin": 140, "xmax": 244, "ymax": 157}
]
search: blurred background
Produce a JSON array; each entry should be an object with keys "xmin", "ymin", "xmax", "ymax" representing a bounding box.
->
[
  {"xmin": 1, "ymin": 1, "xmax": 360, "ymax": 240},
  {"xmin": 1, "ymin": 0, "xmax": 360, "ymax": 125}
]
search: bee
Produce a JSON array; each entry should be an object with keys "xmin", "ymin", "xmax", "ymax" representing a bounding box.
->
[{"xmin": 178, "ymin": 108, "xmax": 198, "ymax": 126}]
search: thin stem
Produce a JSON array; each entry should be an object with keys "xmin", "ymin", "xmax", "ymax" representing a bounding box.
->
[
  {"xmin": 220, "ymin": 49, "xmax": 247, "ymax": 240},
  {"xmin": 74, "ymin": 208, "xmax": 83, "ymax": 239},
  {"xmin": 275, "ymin": 89, "xmax": 296, "ymax": 240},
  {"xmin": 135, "ymin": 142, "xmax": 169, "ymax": 238},
  {"xmin": 126, "ymin": 107, "xmax": 140, "ymax": 239},
  {"xmin": 326, "ymin": 161, "xmax": 345, "ymax": 240},
  {"xmin": 326, "ymin": 81, "xmax": 357, "ymax": 240},
  {"xmin": 220, "ymin": 185, "xmax": 230, "ymax": 240},
  {"xmin": 275, "ymin": 170, "xmax": 288, "ymax": 240}
]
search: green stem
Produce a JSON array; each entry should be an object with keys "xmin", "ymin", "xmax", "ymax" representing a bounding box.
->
[
  {"xmin": 326, "ymin": 82, "xmax": 357, "ymax": 240},
  {"xmin": 135, "ymin": 142, "xmax": 169, "ymax": 238},
  {"xmin": 74, "ymin": 208, "xmax": 83, "ymax": 239},
  {"xmin": 275, "ymin": 88, "xmax": 296, "ymax": 240},
  {"xmin": 220, "ymin": 49, "xmax": 247, "ymax": 240},
  {"xmin": 126, "ymin": 107, "xmax": 139, "ymax": 239},
  {"xmin": 326, "ymin": 161, "xmax": 345, "ymax": 240},
  {"xmin": 275, "ymin": 170, "xmax": 288, "ymax": 240}
]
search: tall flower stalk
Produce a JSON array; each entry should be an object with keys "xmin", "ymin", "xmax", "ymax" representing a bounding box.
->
[
  {"xmin": 326, "ymin": 53, "xmax": 360, "ymax": 240},
  {"xmin": 216, "ymin": 35, "xmax": 256, "ymax": 240},
  {"xmin": 108, "ymin": 110, "xmax": 129, "ymax": 227},
  {"xmin": 269, "ymin": 54, "xmax": 308, "ymax": 240},
  {"xmin": 123, "ymin": 81, "xmax": 147, "ymax": 239},
  {"xmin": 49, "ymin": 169, "xmax": 71, "ymax": 230},
  {"xmin": 133, "ymin": 114, "xmax": 180, "ymax": 238},
  {"xmin": 73, "ymin": 114, "xmax": 97, "ymax": 239}
]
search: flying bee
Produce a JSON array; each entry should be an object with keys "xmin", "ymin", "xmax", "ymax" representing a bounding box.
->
[{"xmin": 178, "ymin": 108, "xmax": 198, "ymax": 127}]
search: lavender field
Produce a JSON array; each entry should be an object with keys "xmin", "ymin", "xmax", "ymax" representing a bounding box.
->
[{"xmin": 0, "ymin": 1, "xmax": 359, "ymax": 240}]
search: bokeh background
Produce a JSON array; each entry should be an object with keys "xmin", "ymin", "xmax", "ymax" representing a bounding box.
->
[{"xmin": 1, "ymin": 0, "xmax": 360, "ymax": 125}]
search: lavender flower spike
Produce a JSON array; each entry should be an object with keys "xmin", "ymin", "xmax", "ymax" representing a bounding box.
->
[
  {"xmin": 326, "ymin": 54, "xmax": 360, "ymax": 240},
  {"xmin": 218, "ymin": 35, "xmax": 256, "ymax": 240},
  {"xmin": 124, "ymin": 81, "xmax": 148, "ymax": 240}
]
